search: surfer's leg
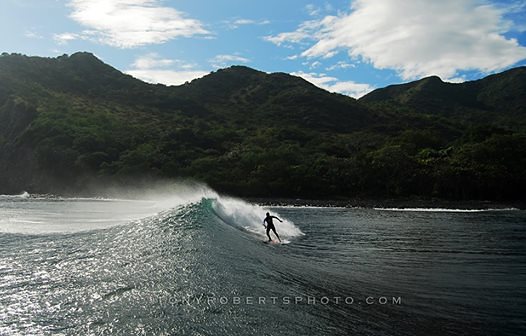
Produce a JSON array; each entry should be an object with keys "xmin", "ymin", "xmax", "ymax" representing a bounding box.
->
[
  {"xmin": 266, "ymin": 227, "xmax": 272, "ymax": 241},
  {"xmin": 271, "ymin": 228, "xmax": 281, "ymax": 242}
]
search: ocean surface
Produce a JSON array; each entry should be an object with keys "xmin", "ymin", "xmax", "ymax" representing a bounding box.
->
[{"xmin": 0, "ymin": 188, "xmax": 525, "ymax": 336}]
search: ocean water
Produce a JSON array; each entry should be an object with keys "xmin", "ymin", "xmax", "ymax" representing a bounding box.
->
[{"xmin": 0, "ymin": 189, "xmax": 525, "ymax": 336}]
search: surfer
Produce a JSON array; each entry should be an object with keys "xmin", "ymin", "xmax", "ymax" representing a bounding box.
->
[{"xmin": 263, "ymin": 212, "xmax": 282, "ymax": 242}]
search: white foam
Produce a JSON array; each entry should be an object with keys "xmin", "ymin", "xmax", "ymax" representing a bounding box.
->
[
  {"xmin": 0, "ymin": 183, "xmax": 216, "ymax": 234},
  {"xmin": 0, "ymin": 184, "xmax": 304, "ymax": 236},
  {"xmin": 211, "ymin": 196, "xmax": 304, "ymax": 240},
  {"xmin": 0, "ymin": 191, "xmax": 30, "ymax": 199},
  {"xmin": 269, "ymin": 205, "xmax": 348, "ymax": 209}
]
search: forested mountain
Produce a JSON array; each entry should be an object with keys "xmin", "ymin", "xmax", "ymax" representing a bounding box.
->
[
  {"xmin": 361, "ymin": 67, "xmax": 526, "ymax": 126},
  {"xmin": 0, "ymin": 52, "xmax": 525, "ymax": 200}
]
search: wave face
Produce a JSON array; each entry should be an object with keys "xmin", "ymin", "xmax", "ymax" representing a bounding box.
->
[
  {"xmin": 0, "ymin": 187, "xmax": 525, "ymax": 335},
  {"xmin": 0, "ymin": 187, "xmax": 309, "ymax": 335}
]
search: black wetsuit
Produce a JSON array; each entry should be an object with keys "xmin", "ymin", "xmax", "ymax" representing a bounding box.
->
[
  {"xmin": 264, "ymin": 215, "xmax": 281, "ymax": 242},
  {"xmin": 264, "ymin": 216, "xmax": 277, "ymax": 230}
]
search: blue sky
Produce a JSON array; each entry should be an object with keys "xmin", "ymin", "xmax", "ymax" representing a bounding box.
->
[{"xmin": 1, "ymin": 0, "xmax": 526, "ymax": 97}]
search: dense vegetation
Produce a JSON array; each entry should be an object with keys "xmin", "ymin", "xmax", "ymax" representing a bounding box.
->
[{"xmin": 0, "ymin": 52, "xmax": 525, "ymax": 200}]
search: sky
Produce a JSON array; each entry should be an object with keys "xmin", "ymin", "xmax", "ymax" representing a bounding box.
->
[{"xmin": 1, "ymin": 0, "xmax": 526, "ymax": 98}]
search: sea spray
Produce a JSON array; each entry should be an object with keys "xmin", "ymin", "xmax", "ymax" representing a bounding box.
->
[
  {"xmin": 0, "ymin": 183, "xmax": 304, "ymax": 237},
  {"xmin": 210, "ymin": 195, "xmax": 304, "ymax": 239}
]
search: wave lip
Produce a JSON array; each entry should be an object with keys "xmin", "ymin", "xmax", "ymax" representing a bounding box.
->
[
  {"xmin": 0, "ymin": 185, "xmax": 305, "ymax": 239},
  {"xmin": 0, "ymin": 191, "xmax": 30, "ymax": 199},
  {"xmin": 0, "ymin": 185, "xmax": 216, "ymax": 235}
]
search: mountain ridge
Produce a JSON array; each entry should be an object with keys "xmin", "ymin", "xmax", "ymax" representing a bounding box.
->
[
  {"xmin": 0, "ymin": 52, "xmax": 525, "ymax": 200},
  {"xmin": 360, "ymin": 66, "xmax": 526, "ymax": 124}
]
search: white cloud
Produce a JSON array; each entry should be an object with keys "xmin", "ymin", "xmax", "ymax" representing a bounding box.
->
[
  {"xmin": 264, "ymin": 31, "xmax": 306, "ymax": 45},
  {"xmin": 326, "ymin": 61, "xmax": 356, "ymax": 71},
  {"xmin": 503, "ymin": 1, "xmax": 526, "ymax": 32},
  {"xmin": 53, "ymin": 32, "xmax": 83, "ymax": 44},
  {"xmin": 209, "ymin": 54, "xmax": 250, "ymax": 68},
  {"xmin": 131, "ymin": 53, "xmax": 174, "ymax": 69},
  {"xmin": 306, "ymin": 4, "xmax": 321, "ymax": 16},
  {"xmin": 264, "ymin": 19, "xmax": 320, "ymax": 46},
  {"xmin": 310, "ymin": 61, "xmax": 322, "ymax": 69},
  {"xmin": 63, "ymin": 0, "xmax": 209, "ymax": 48},
  {"xmin": 226, "ymin": 18, "xmax": 270, "ymax": 29},
  {"xmin": 126, "ymin": 69, "xmax": 209, "ymax": 86},
  {"xmin": 447, "ymin": 76, "xmax": 468, "ymax": 83},
  {"xmin": 24, "ymin": 30, "xmax": 43, "ymax": 39},
  {"xmin": 305, "ymin": 3, "xmax": 335, "ymax": 16},
  {"xmin": 268, "ymin": 0, "xmax": 526, "ymax": 80},
  {"xmin": 502, "ymin": 0, "xmax": 526, "ymax": 14},
  {"xmin": 291, "ymin": 71, "xmax": 374, "ymax": 98},
  {"xmin": 126, "ymin": 54, "xmax": 208, "ymax": 86},
  {"xmin": 233, "ymin": 19, "xmax": 256, "ymax": 25}
]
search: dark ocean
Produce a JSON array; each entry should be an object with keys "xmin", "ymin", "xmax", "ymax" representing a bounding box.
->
[{"xmin": 0, "ymin": 189, "xmax": 525, "ymax": 335}]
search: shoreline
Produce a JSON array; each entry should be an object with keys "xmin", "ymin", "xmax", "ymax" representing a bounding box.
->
[
  {"xmin": 2, "ymin": 191, "xmax": 524, "ymax": 210},
  {"xmin": 248, "ymin": 197, "xmax": 525, "ymax": 210}
]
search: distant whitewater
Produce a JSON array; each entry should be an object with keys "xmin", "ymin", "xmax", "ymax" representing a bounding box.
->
[{"xmin": 373, "ymin": 207, "xmax": 519, "ymax": 212}]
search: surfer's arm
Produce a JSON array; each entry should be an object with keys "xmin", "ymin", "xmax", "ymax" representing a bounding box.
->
[{"xmin": 272, "ymin": 216, "xmax": 283, "ymax": 222}]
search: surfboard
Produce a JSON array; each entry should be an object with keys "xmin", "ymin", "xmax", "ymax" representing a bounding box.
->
[
  {"xmin": 262, "ymin": 240, "xmax": 290, "ymax": 245},
  {"xmin": 263, "ymin": 240, "xmax": 280, "ymax": 245}
]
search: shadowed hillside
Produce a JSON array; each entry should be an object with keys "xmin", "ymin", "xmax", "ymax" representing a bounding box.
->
[
  {"xmin": 360, "ymin": 67, "xmax": 526, "ymax": 126},
  {"xmin": 0, "ymin": 52, "xmax": 525, "ymax": 201}
]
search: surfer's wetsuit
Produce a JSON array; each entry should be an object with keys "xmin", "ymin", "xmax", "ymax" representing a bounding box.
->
[{"xmin": 263, "ymin": 213, "xmax": 282, "ymax": 242}]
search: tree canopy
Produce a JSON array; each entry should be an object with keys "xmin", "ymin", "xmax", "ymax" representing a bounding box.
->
[{"xmin": 0, "ymin": 52, "xmax": 525, "ymax": 201}]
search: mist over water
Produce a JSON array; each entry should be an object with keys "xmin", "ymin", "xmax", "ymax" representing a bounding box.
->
[{"xmin": 0, "ymin": 185, "xmax": 524, "ymax": 335}]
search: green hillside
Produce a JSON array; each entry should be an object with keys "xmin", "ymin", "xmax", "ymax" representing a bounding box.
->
[
  {"xmin": 0, "ymin": 52, "xmax": 525, "ymax": 200},
  {"xmin": 360, "ymin": 67, "xmax": 526, "ymax": 126}
]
